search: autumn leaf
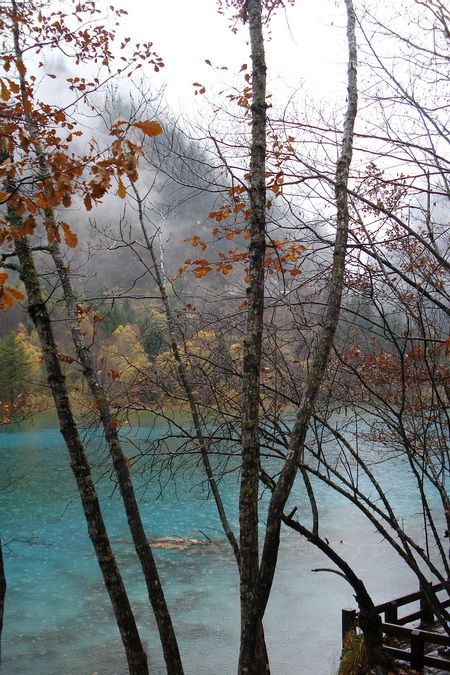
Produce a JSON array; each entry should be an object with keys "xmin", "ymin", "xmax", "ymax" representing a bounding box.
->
[
  {"xmin": 84, "ymin": 194, "xmax": 93, "ymax": 212},
  {"xmin": 15, "ymin": 60, "xmax": 26, "ymax": 76},
  {"xmin": 7, "ymin": 79, "xmax": 19, "ymax": 93},
  {"xmin": 37, "ymin": 193, "xmax": 48, "ymax": 209},
  {"xmin": 76, "ymin": 303, "xmax": 91, "ymax": 318},
  {"xmin": 58, "ymin": 353, "xmax": 75, "ymax": 364},
  {"xmin": 117, "ymin": 177, "xmax": 127, "ymax": 199},
  {"xmin": 0, "ymin": 80, "xmax": 10, "ymax": 101},
  {"xmin": 131, "ymin": 120, "xmax": 163, "ymax": 137},
  {"xmin": 61, "ymin": 222, "xmax": 78, "ymax": 248}
]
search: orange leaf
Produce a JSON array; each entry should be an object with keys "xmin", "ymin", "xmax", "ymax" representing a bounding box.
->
[
  {"xmin": 15, "ymin": 60, "xmax": 26, "ymax": 76},
  {"xmin": 83, "ymin": 194, "xmax": 93, "ymax": 212},
  {"xmin": 0, "ymin": 80, "xmax": 10, "ymax": 101},
  {"xmin": 37, "ymin": 193, "xmax": 48, "ymax": 209},
  {"xmin": 61, "ymin": 222, "xmax": 78, "ymax": 248},
  {"xmin": 58, "ymin": 353, "xmax": 75, "ymax": 364},
  {"xmin": 117, "ymin": 177, "xmax": 127, "ymax": 199},
  {"xmin": 9, "ymin": 287, "xmax": 25, "ymax": 300},
  {"xmin": 7, "ymin": 79, "xmax": 19, "ymax": 93},
  {"xmin": 131, "ymin": 120, "xmax": 163, "ymax": 137}
]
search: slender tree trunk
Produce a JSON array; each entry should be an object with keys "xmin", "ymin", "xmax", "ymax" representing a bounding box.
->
[
  {"xmin": 131, "ymin": 183, "xmax": 240, "ymax": 566},
  {"xmin": 238, "ymin": 0, "xmax": 358, "ymax": 671},
  {"xmin": 239, "ymin": 0, "xmax": 269, "ymax": 672},
  {"xmin": 8, "ymin": 5, "xmax": 182, "ymax": 669},
  {"xmin": 12, "ymin": 233, "xmax": 148, "ymax": 675},
  {"xmin": 49, "ymin": 242, "xmax": 184, "ymax": 675},
  {"xmin": 0, "ymin": 537, "xmax": 5, "ymax": 665}
]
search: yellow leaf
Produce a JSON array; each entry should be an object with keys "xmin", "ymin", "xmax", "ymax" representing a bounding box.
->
[{"xmin": 131, "ymin": 120, "xmax": 163, "ymax": 137}]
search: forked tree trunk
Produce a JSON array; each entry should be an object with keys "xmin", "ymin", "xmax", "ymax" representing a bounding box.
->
[
  {"xmin": 238, "ymin": 0, "xmax": 358, "ymax": 672},
  {"xmin": 8, "ymin": 4, "xmax": 183, "ymax": 667},
  {"xmin": 13, "ymin": 233, "xmax": 148, "ymax": 675}
]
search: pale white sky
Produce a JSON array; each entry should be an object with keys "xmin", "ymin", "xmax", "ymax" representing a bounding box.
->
[{"xmin": 119, "ymin": 0, "xmax": 348, "ymax": 115}]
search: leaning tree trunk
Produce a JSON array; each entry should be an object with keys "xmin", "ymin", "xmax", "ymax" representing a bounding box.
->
[
  {"xmin": 238, "ymin": 0, "xmax": 358, "ymax": 671},
  {"xmin": 281, "ymin": 514, "xmax": 394, "ymax": 674},
  {"xmin": 12, "ymin": 232, "xmax": 148, "ymax": 675},
  {"xmin": 8, "ymin": 4, "xmax": 182, "ymax": 668},
  {"xmin": 48, "ymin": 236, "xmax": 184, "ymax": 675}
]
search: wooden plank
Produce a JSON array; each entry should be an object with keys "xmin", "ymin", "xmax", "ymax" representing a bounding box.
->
[
  {"xmin": 422, "ymin": 654, "xmax": 450, "ymax": 671},
  {"xmin": 373, "ymin": 582, "xmax": 446, "ymax": 613},
  {"xmin": 384, "ymin": 646, "xmax": 450, "ymax": 672},
  {"xmin": 382, "ymin": 621, "xmax": 450, "ymax": 646}
]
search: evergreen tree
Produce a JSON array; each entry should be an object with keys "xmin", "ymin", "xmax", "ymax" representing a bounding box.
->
[{"xmin": 0, "ymin": 332, "xmax": 29, "ymax": 403}]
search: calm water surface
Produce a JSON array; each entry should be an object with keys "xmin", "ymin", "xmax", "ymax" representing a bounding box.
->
[{"xmin": 0, "ymin": 418, "xmax": 424, "ymax": 674}]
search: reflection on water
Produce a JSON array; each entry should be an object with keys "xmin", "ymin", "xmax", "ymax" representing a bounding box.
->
[{"xmin": 0, "ymin": 422, "xmax": 426, "ymax": 674}]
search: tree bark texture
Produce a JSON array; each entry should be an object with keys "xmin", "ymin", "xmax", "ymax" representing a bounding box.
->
[
  {"xmin": 49, "ymin": 241, "xmax": 184, "ymax": 675},
  {"xmin": 12, "ymin": 234, "xmax": 148, "ymax": 675},
  {"xmin": 0, "ymin": 539, "xmax": 5, "ymax": 664},
  {"xmin": 239, "ymin": 0, "xmax": 358, "ymax": 670},
  {"xmin": 239, "ymin": 0, "xmax": 269, "ymax": 673}
]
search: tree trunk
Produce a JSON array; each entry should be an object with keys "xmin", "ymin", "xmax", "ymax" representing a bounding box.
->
[
  {"xmin": 0, "ymin": 538, "xmax": 5, "ymax": 665},
  {"xmin": 49, "ymin": 240, "xmax": 184, "ymax": 675},
  {"xmin": 239, "ymin": 0, "xmax": 269, "ymax": 672},
  {"xmin": 239, "ymin": 0, "xmax": 358, "ymax": 670},
  {"xmin": 131, "ymin": 182, "xmax": 240, "ymax": 567},
  {"xmin": 8, "ymin": 4, "xmax": 182, "ymax": 667},
  {"xmin": 13, "ymin": 234, "xmax": 148, "ymax": 675},
  {"xmin": 282, "ymin": 514, "xmax": 394, "ymax": 673}
]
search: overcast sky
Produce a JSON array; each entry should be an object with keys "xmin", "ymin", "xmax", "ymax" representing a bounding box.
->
[{"xmin": 117, "ymin": 0, "xmax": 348, "ymax": 115}]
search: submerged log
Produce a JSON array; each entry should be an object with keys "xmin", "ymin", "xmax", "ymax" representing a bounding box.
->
[{"xmin": 114, "ymin": 536, "xmax": 222, "ymax": 550}]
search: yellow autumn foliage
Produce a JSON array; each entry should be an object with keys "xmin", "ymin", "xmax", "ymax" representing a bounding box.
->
[{"xmin": 102, "ymin": 323, "xmax": 150, "ymax": 384}]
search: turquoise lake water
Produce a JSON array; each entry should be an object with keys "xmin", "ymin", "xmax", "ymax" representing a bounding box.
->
[{"xmin": 0, "ymin": 419, "xmax": 428, "ymax": 674}]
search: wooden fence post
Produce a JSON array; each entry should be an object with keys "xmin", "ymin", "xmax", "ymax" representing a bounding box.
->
[
  {"xmin": 385, "ymin": 601, "xmax": 398, "ymax": 624},
  {"xmin": 420, "ymin": 584, "xmax": 435, "ymax": 624},
  {"xmin": 410, "ymin": 629, "xmax": 425, "ymax": 670}
]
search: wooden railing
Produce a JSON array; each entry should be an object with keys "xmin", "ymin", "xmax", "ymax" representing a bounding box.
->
[{"xmin": 342, "ymin": 583, "xmax": 450, "ymax": 671}]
